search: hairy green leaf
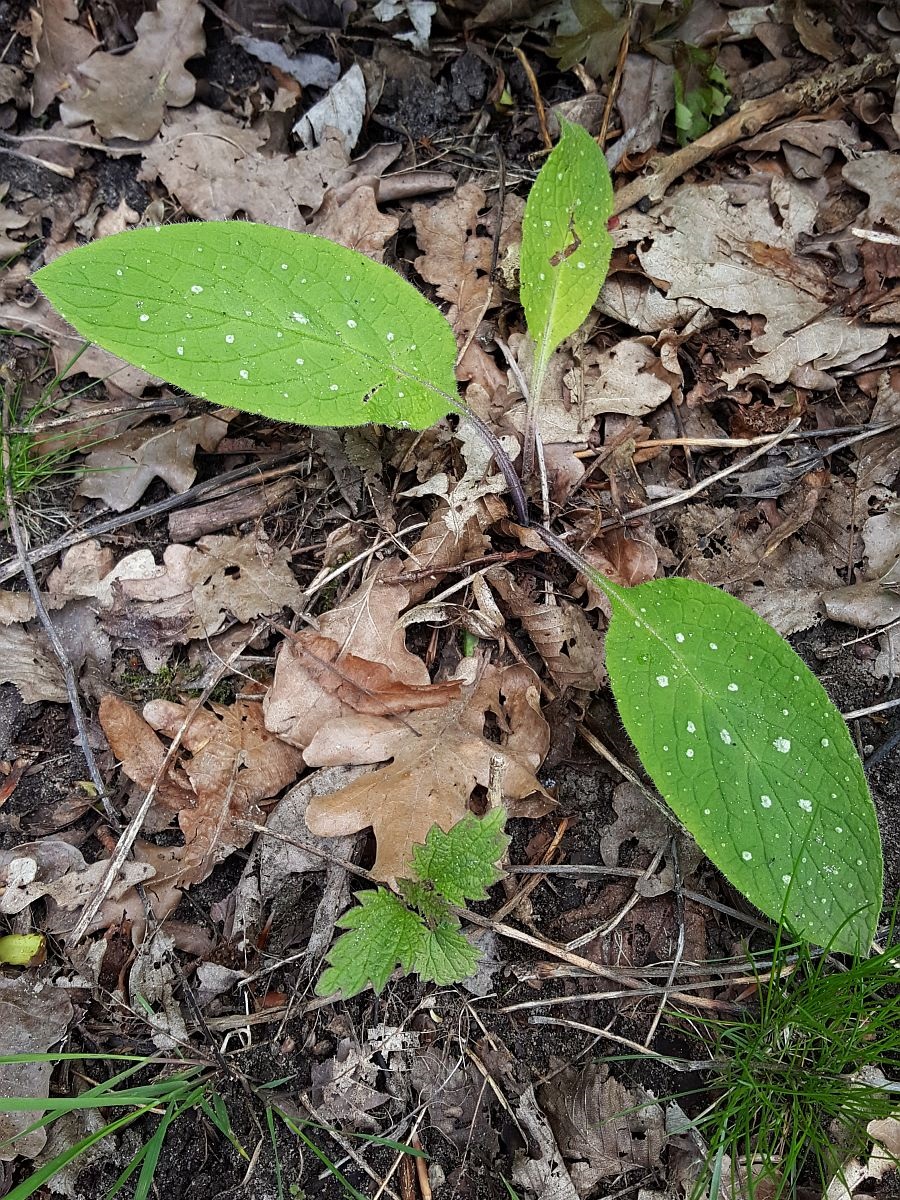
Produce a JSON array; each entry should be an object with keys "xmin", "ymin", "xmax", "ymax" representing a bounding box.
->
[
  {"xmin": 412, "ymin": 807, "xmax": 509, "ymax": 905},
  {"xmin": 34, "ymin": 222, "xmax": 459, "ymax": 430},
  {"xmin": 316, "ymin": 888, "xmax": 425, "ymax": 998},
  {"xmin": 412, "ymin": 920, "xmax": 481, "ymax": 985},
  {"xmin": 520, "ymin": 118, "xmax": 613, "ymax": 386},
  {"xmin": 600, "ymin": 575, "xmax": 882, "ymax": 954}
]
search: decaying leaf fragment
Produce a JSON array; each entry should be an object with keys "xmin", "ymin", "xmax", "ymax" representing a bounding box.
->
[
  {"xmin": 305, "ymin": 659, "xmax": 551, "ymax": 882},
  {"xmin": 99, "ymin": 695, "xmax": 304, "ymax": 884},
  {"xmin": 59, "ymin": 0, "xmax": 205, "ymax": 140}
]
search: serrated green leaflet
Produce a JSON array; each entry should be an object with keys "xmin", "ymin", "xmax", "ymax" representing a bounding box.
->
[
  {"xmin": 520, "ymin": 118, "xmax": 613, "ymax": 452},
  {"xmin": 412, "ymin": 921, "xmax": 480, "ymax": 985},
  {"xmin": 412, "ymin": 807, "xmax": 508, "ymax": 905},
  {"xmin": 317, "ymin": 889, "xmax": 424, "ymax": 997},
  {"xmin": 598, "ymin": 574, "xmax": 882, "ymax": 954},
  {"xmin": 34, "ymin": 222, "xmax": 459, "ymax": 430}
]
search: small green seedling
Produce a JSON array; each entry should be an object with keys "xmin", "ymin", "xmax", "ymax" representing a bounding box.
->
[
  {"xmin": 317, "ymin": 809, "xmax": 508, "ymax": 998},
  {"xmin": 34, "ymin": 122, "xmax": 883, "ymax": 960}
]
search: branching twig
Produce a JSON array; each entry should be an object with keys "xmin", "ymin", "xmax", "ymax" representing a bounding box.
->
[{"xmin": 613, "ymin": 51, "xmax": 895, "ymax": 214}]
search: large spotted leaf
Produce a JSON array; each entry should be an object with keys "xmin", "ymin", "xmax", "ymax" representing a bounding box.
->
[
  {"xmin": 34, "ymin": 222, "xmax": 458, "ymax": 429},
  {"xmin": 601, "ymin": 575, "xmax": 882, "ymax": 954}
]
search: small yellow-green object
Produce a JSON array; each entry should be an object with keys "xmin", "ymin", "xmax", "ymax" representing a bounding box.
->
[{"xmin": 0, "ymin": 933, "xmax": 45, "ymax": 966}]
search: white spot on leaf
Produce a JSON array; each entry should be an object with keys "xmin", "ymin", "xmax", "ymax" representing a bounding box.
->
[
  {"xmin": 656, "ymin": 675, "xmax": 669, "ymax": 687},
  {"xmin": 773, "ymin": 737, "xmax": 791, "ymax": 753}
]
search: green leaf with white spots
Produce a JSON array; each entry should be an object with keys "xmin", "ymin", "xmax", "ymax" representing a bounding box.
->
[
  {"xmin": 599, "ymin": 575, "xmax": 882, "ymax": 955},
  {"xmin": 520, "ymin": 118, "xmax": 614, "ymax": 384},
  {"xmin": 34, "ymin": 222, "xmax": 459, "ymax": 430}
]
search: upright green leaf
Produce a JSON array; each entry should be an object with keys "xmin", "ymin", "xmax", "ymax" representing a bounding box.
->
[
  {"xmin": 598, "ymin": 574, "xmax": 882, "ymax": 954},
  {"xmin": 34, "ymin": 222, "xmax": 459, "ymax": 430},
  {"xmin": 519, "ymin": 119, "xmax": 614, "ymax": 464},
  {"xmin": 412, "ymin": 807, "xmax": 508, "ymax": 905},
  {"xmin": 316, "ymin": 888, "xmax": 425, "ymax": 998}
]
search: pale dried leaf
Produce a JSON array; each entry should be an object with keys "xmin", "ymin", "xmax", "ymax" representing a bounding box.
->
[
  {"xmin": 310, "ymin": 1038, "xmax": 391, "ymax": 1131},
  {"xmin": 305, "ymin": 659, "xmax": 550, "ymax": 882},
  {"xmin": 0, "ymin": 977, "xmax": 73, "ymax": 1161},
  {"xmin": 294, "ymin": 64, "xmax": 366, "ymax": 152},
  {"xmin": 0, "ymin": 838, "xmax": 155, "ymax": 915},
  {"xmin": 511, "ymin": 1085, "xmax": 580, "ymax": 1200},
  {"xmin": 140, "ymin": 106, "xmax": 350, "ymax": 226},
  {"xmin": 262, "ymin": 630, "xmax": 461, "ymax": 751},
  {"xmin": 77, "ymin": 414, "xmax": 229, "ymax": 511},
  {"xmin": 129, "ymin": 928, "xmax": 189, "ymax": 1051},
  {"xmin": 60, "ymin": 0, "xmax": 205, "ymax": 140},
  {"xmin": 29, "ymin": 0, "xmax": 98, "ymax": 118},
  {"xmin": 0, "ymin": 623, "xmax": 66, "ymax": 703},
  {"xmin": 114, "ymin": 534, "xmax": 304, "ymax": 642}
]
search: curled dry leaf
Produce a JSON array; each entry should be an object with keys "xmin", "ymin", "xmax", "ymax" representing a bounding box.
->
[
  {"xmin": 274, "ymin": 630, "xmax": 461, "ymax": 726},
  {"xmin": 77, "ymin": 414, "xmax": 229, "ymax": 512},
  {"xmin": 266, "ymin": 559, "xmax": 440, "ymax": 747},
  {"xmin": 312, "ymin": 184, "xmax": 400, "ymax": 260},
  {"xmin": 99, "ymin": 695, "xmax": 304, "ymax": 885},
  {"xmin": 487, "ymin": 566, "xmax": 606, "ymax": 692},
  {"xmin": 139, "ymin": 106, "xmax": 350, "ymax": 226},
  {"xmin": 59, "ymin": 0, "xmax": 205, "ymax": 140},
  {"xmin": 107, "ymin": 533, "xmax": 304, "ymax": 647},
  {"xmin": 304, "ymin": 659, "xmax": 552, "ymax": 883}
]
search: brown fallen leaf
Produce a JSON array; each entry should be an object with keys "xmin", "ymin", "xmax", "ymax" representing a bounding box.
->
[
  {"xmin": 59, "ymin": 0, "xmax": 205, "ymax": 140},
  {"xmin": 537, "ymin": 1063, "xmax": 666, "ymax": 1195},
  {"xmin": 77, "ymin": 414, "xmax": 229, "ymax": 512},
  {"xmin": 28, "ymin": 0, "xmax": 99, "ymax": 118},
  {"xmin": 305, "ymin": 659, "xmax": 552, "ymax": 882},
  {"xmin": 265, "ymin": 560, "xmax": 447, "ymax": 748},
  {"xmin": 139, "ymin": 106, "xmax": 350, "ymax": 226},
  {"xmin": 412, "ymin": 181, "xmax": 493, "ymax": 338},
  {"xmin": 487, "ymin": 567, "xmax": 606, "ymax": 692},
  {"xmin": 108, "ymin": 533, "xmax": 305, "ymax": 647},
  {"xmin": 99, "ymin": 696, "xmax": 304, "ymax": 884},
  {"xmin": 312, "ymin": 184, "xmax": 399, "ymax": 260}
]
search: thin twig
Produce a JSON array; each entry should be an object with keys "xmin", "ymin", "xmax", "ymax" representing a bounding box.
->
[
  {"xmin": 528, "ymin": 1015, "xmax": 712, "ymax": 1071},
  {"xmin": 0, "ymin": 392, "xmax": 116, "ymax": 823},
  {"xmin": 0, "ymin": 449, "xmax": 307, "ymax": 584},
  {"xmin": 514, "ymin": 46, "xmax": 552, "ymax": 151},
  {"xmin": 643, "ymin": 837, "xmax": 685, "ymax": 1047},
  {"xmin": 844, "ymin": 696, "xmax": 900, "ymax": 721}
]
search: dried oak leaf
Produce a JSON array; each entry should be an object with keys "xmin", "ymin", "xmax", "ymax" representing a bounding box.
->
[
  {"xmin": 267, "ymin": 631, "xmax": 462, "ymax": 752},
  {"xmin": 487, "ymin": 567, "xmax": 606, "ymax": 693},
  {"xmin": 305, "ymin": 660, "xmax": 552, "ymax": 883},
  {"xmin": 312, "ymin": 184, "xmax": 399, "ymax": 260},
  {"xmin": 266, "ymin": 559, "xmax": 435, "ymax": 747},
  {"xmin": 100, "ymin": 695, "xmax": 304, "ymax": 885},
  {"xmin": 139, "ymin": 105, "xmax": 350, "ymax": 226},
  {"xmin": 59, "ymin": 0, "xmax": 205, "ymax": 140},
  {"xmin": 110, "ymin": 533, "xmax": 304, "ymax": 645},
  {"xmin": 77, "ymin": 414, "xmax": 229, "ymax": 512},
  {"xmin": 29, "ymin": 0, "xmax": 98, "ymax": 118},
  {"xmin": 412, "ymin": 181, "xmax": 493, "ymax": 338}
]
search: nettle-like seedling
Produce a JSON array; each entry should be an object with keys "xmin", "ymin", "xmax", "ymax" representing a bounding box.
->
[
  {"xmin": 35, "ymin": 120, "xmax": 882, "ymax": 977},
  {"xmin": 318, "ymin": 809, "xmax": 508, "ymax": 998}
]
